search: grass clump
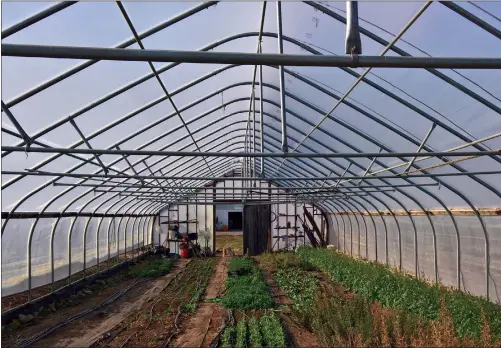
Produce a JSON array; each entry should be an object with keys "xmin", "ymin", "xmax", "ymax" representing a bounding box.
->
[
  {"xmin": 248, "ymin": 317, "xmax": 263, "ymax": 348},
  {"xmin": 297, "ymin": 247, "xmax": 501, "ymax": 341},
  {"xmin": 260, "ymin": 314, "xmax": 286, "ymax": 348},
  {"xmin": 221, "ymin": 257, "xmax": 274, "ymax": 310},
  {"xmin": 221, "ymin": 326, "xmax": 235, "ymax": 348},
  {"xmin": 259, "ymin": 252, "xmax": 314, "ymax": 273},
  {"xmin": 235, "ymin": 318, "xmax": 247, "ymax": 348},
  {"xmin": 129, "ymin": 257, "xmax": 175, "ymax": 278},
  {"xmin": 227, "ymin": 257, "xmax": 254, "ymax": 275}
]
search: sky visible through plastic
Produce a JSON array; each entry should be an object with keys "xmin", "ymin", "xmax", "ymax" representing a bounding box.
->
[{"xmin": 1, "ymin": 1, "xmax": 501, "ymax": 214}]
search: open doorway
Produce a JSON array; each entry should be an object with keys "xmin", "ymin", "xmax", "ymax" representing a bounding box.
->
[
  {"xmin": 214, "ymin": 202, "xmax": 243, "ymax": 255},
  {"xmin": 228, "ymin": 211, "xmax": 243, "ymax": 230}
]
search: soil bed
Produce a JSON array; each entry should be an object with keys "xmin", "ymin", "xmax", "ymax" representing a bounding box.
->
[
  {"xmin": 262, "ymin": 269, "xmax": 321, "ymax": 348},
  {"xmin": 171, "ymin": 256, "xmax": 229, "ymax": 348},
  {"xmin": 94, "ymin": 258, "xmax": 216, "ymax": 348},
  {"xmin": 1, "ymin": 257, "xmax": 187, "ymax": 348}
]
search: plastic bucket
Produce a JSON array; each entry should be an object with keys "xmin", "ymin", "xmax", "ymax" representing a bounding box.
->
[{"xmin": 180, "ymin": 248, "xmax": 190, "ymax": 259}]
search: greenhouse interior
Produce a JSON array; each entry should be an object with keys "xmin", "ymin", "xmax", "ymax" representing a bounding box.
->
[{"xmin": 1, "ymin": 1, "xmax": 501, "ymax": 347}]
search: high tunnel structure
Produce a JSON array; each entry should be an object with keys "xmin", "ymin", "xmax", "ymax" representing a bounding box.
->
[{"xmin": 1, "ymin": 0, "xmax": 501, "ymax": 314}]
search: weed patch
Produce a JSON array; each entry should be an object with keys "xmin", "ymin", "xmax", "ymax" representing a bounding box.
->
[{"xmin": 259, "ymin": 252, "xmax": 314, "ymax": 273}]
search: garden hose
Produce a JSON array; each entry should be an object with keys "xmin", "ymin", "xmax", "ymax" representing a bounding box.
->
[{"xmin": 14, "ymin": 277, "xmax": 147, "ymax": 348}]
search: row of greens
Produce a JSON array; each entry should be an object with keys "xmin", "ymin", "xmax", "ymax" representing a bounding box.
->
[
  {"xmin": 272, "ymin": 262, "xmax": 423, "ymax": 347},
  {"xmin": 221, "ymin": 257, "xmax": 274, "ymax": 309},
  {"xmin": 297, "ymin": 247, "xmax": 501, "ymax": 341},
  {"xmin": 181, "ymin": 258, "xmax": 215, "ymax": 313},
  {"xmin": 221, "ymin": 314, "xmax": 286, "ymax": 348}
]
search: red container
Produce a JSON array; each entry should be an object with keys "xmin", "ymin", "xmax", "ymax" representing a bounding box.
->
[{"xmin": 180, "ymin": 248, "xmax": 190, "ymax": 259}]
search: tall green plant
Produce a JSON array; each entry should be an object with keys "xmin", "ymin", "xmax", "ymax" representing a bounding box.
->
[
  {"xmin": 297, "ymin": 247, "xmax": 501, "ymax": 340},
  {"xmin": 260, "ymin": 314, "xmax": 286, "ymax": 348}
]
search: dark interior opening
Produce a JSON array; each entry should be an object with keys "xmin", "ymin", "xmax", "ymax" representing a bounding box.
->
[{"xmin": 228, "ymin": 211, "xmax": 243, "ymax": 230}]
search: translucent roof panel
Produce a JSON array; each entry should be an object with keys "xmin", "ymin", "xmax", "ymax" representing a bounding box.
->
[{"xmin": 1, "ymin": 0, "xmax": 500, "ymax": 224}]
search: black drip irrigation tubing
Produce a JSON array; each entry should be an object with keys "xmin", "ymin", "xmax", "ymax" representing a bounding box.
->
[{"xmin": 14, "ymin": 276, "xmax": 149, "ymax": 348}]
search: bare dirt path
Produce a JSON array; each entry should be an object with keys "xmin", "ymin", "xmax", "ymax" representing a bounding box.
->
[
  {"xmin": 2, "ymin": 273, "xmax": 139, "ymax": 348},
  {"xmin": 171, "ymin": 257, "xmax": 229, "ymax": 348},
  {"xmin": 6, "ymin": 259, "xmax": 191, "ymax": 348},
  {"xmin": 95, "ymin": 258, "xmax": 215, "ymax": 348},
  {"xmin": 263, "ymin": 271, "xmax": 321, "ymax": 348}
]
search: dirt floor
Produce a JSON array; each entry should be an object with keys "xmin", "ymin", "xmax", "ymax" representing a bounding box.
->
[
  {"xmin": 1, "ymin": 258, "xmax": 191, "ymax": 348},
  {"xmin": 93, "ymin": 258, "xmax": 215, "ymax": 348},
  {"xmin": 215, "ymin": 234, "xmax": 243, "ymax": 255},
  {"xmin": 171, "ymin": 257, "xmax": 229, "ymax": 348},
  {"xmin": 3, "ymin": 254, "xmax": 323, "ymax": 348}
]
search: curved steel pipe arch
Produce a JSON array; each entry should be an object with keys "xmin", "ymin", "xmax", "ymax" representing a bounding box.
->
[
  {"xmin": 5, "ymin": 31, "xmax": 500, "ymax": 189},
  {"xmin": 1, "ymin": 34, "xmax": 494, "ymax": 294},
  {"xmin": 6, "ymin": 96, "xmax": 454, "ymax": 280},
  {"xmin": 337, "ymin": 198, "xmax": 367, "ymax": 258},
  {"xmin": 4, "ymin": 67, "xmax": 500, "ymax": 234}
]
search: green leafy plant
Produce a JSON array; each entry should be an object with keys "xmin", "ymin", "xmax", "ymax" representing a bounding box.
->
[
  {"xmin": 235, "ymin": 318, "xmax": 247, "ymax": 348},
  {"xmin": 248, "ymin": 317, "xmax": 263, "ymax": 348},
  {"xmin": 274, "ymin": 268, "xmax": 317, "ymax": 314},
  {"xmin": 260, "ymin": 314, "xmax": 286, "ymax": 348},
  {"xmin": 297, "ymin": 247, "xmax": 501, "ymax": 340},
  {"xmin": 129, "ymin": 258, "xmax": 175, "ymax": 278},
  {"xmin": 227, "ymin": 256, "xmax": 254, "ymax": 275},
  {"xmin": 221, "ymin": 326, "xmax": 235, "ymax": 348},
  {"xmin": 259, "ymin": 252, "xmax": 315, "ymax": 273},
  {"xmin": 222, "ymin": 258, "xmax": 274, "ymax": 309}
]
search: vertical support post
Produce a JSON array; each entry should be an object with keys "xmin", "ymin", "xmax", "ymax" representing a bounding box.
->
[
  {"xmin": 285, "ymin": 200, "xmax": 289, "ymax": 250},
  {"xmin": 176, "ymin": 208, "xmax": 180, "ymax": 255},
  {"xmin": 294, "ymin": 199, "xmax": 298, "ymax": 249},
  {"xmin": 186, "ymin": 204, "xmax": 189, "ymax": 237},
  {"xmin": 276, "ymin": 1, "xmax": 288, "ymax": 153},
  {"xmin": 164, "ymin": 208, "xmax": 168, "ymax": 247},
  {"xmin": 196, "ymin": 203, "xmax": 199, "ymax": 241},
  {"xmin": 82, "ymin": 217, "xmax": 92, "ymax": 278},
  {"xmin": 124, "ymin": 217, "xmax": 128, "ymax": 261},
  {"xmin": 345, "ymin": 1, "xmax": 362, "ymax": 54},
  {"xmin": 212, "ymin": 182, "xmax": 217, "ymax": 254},
  {"xmin": 277, "ymin": 190, "xmax": 280, "ymax": 251},
  {"xmin": 253, "ymin": 90, "xmax": 257, "ymax": 186},
  {"xmin": 107, "ymin": 218, "xmax": 112, "ymax": 269},
  {"xmin": 151, "ymin": 215, "xmax": 156, "ymax": 249},
  {"xmin": 67, "ymin": 217, "xmax": 77, "ymax": 286},
  {"xmin": 259, "ymin": 45, "xmax": 265, "ymax": 177},
  {"xmin": 205, "ymin": 190, "xmax": 208, "ymax": 253}
]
